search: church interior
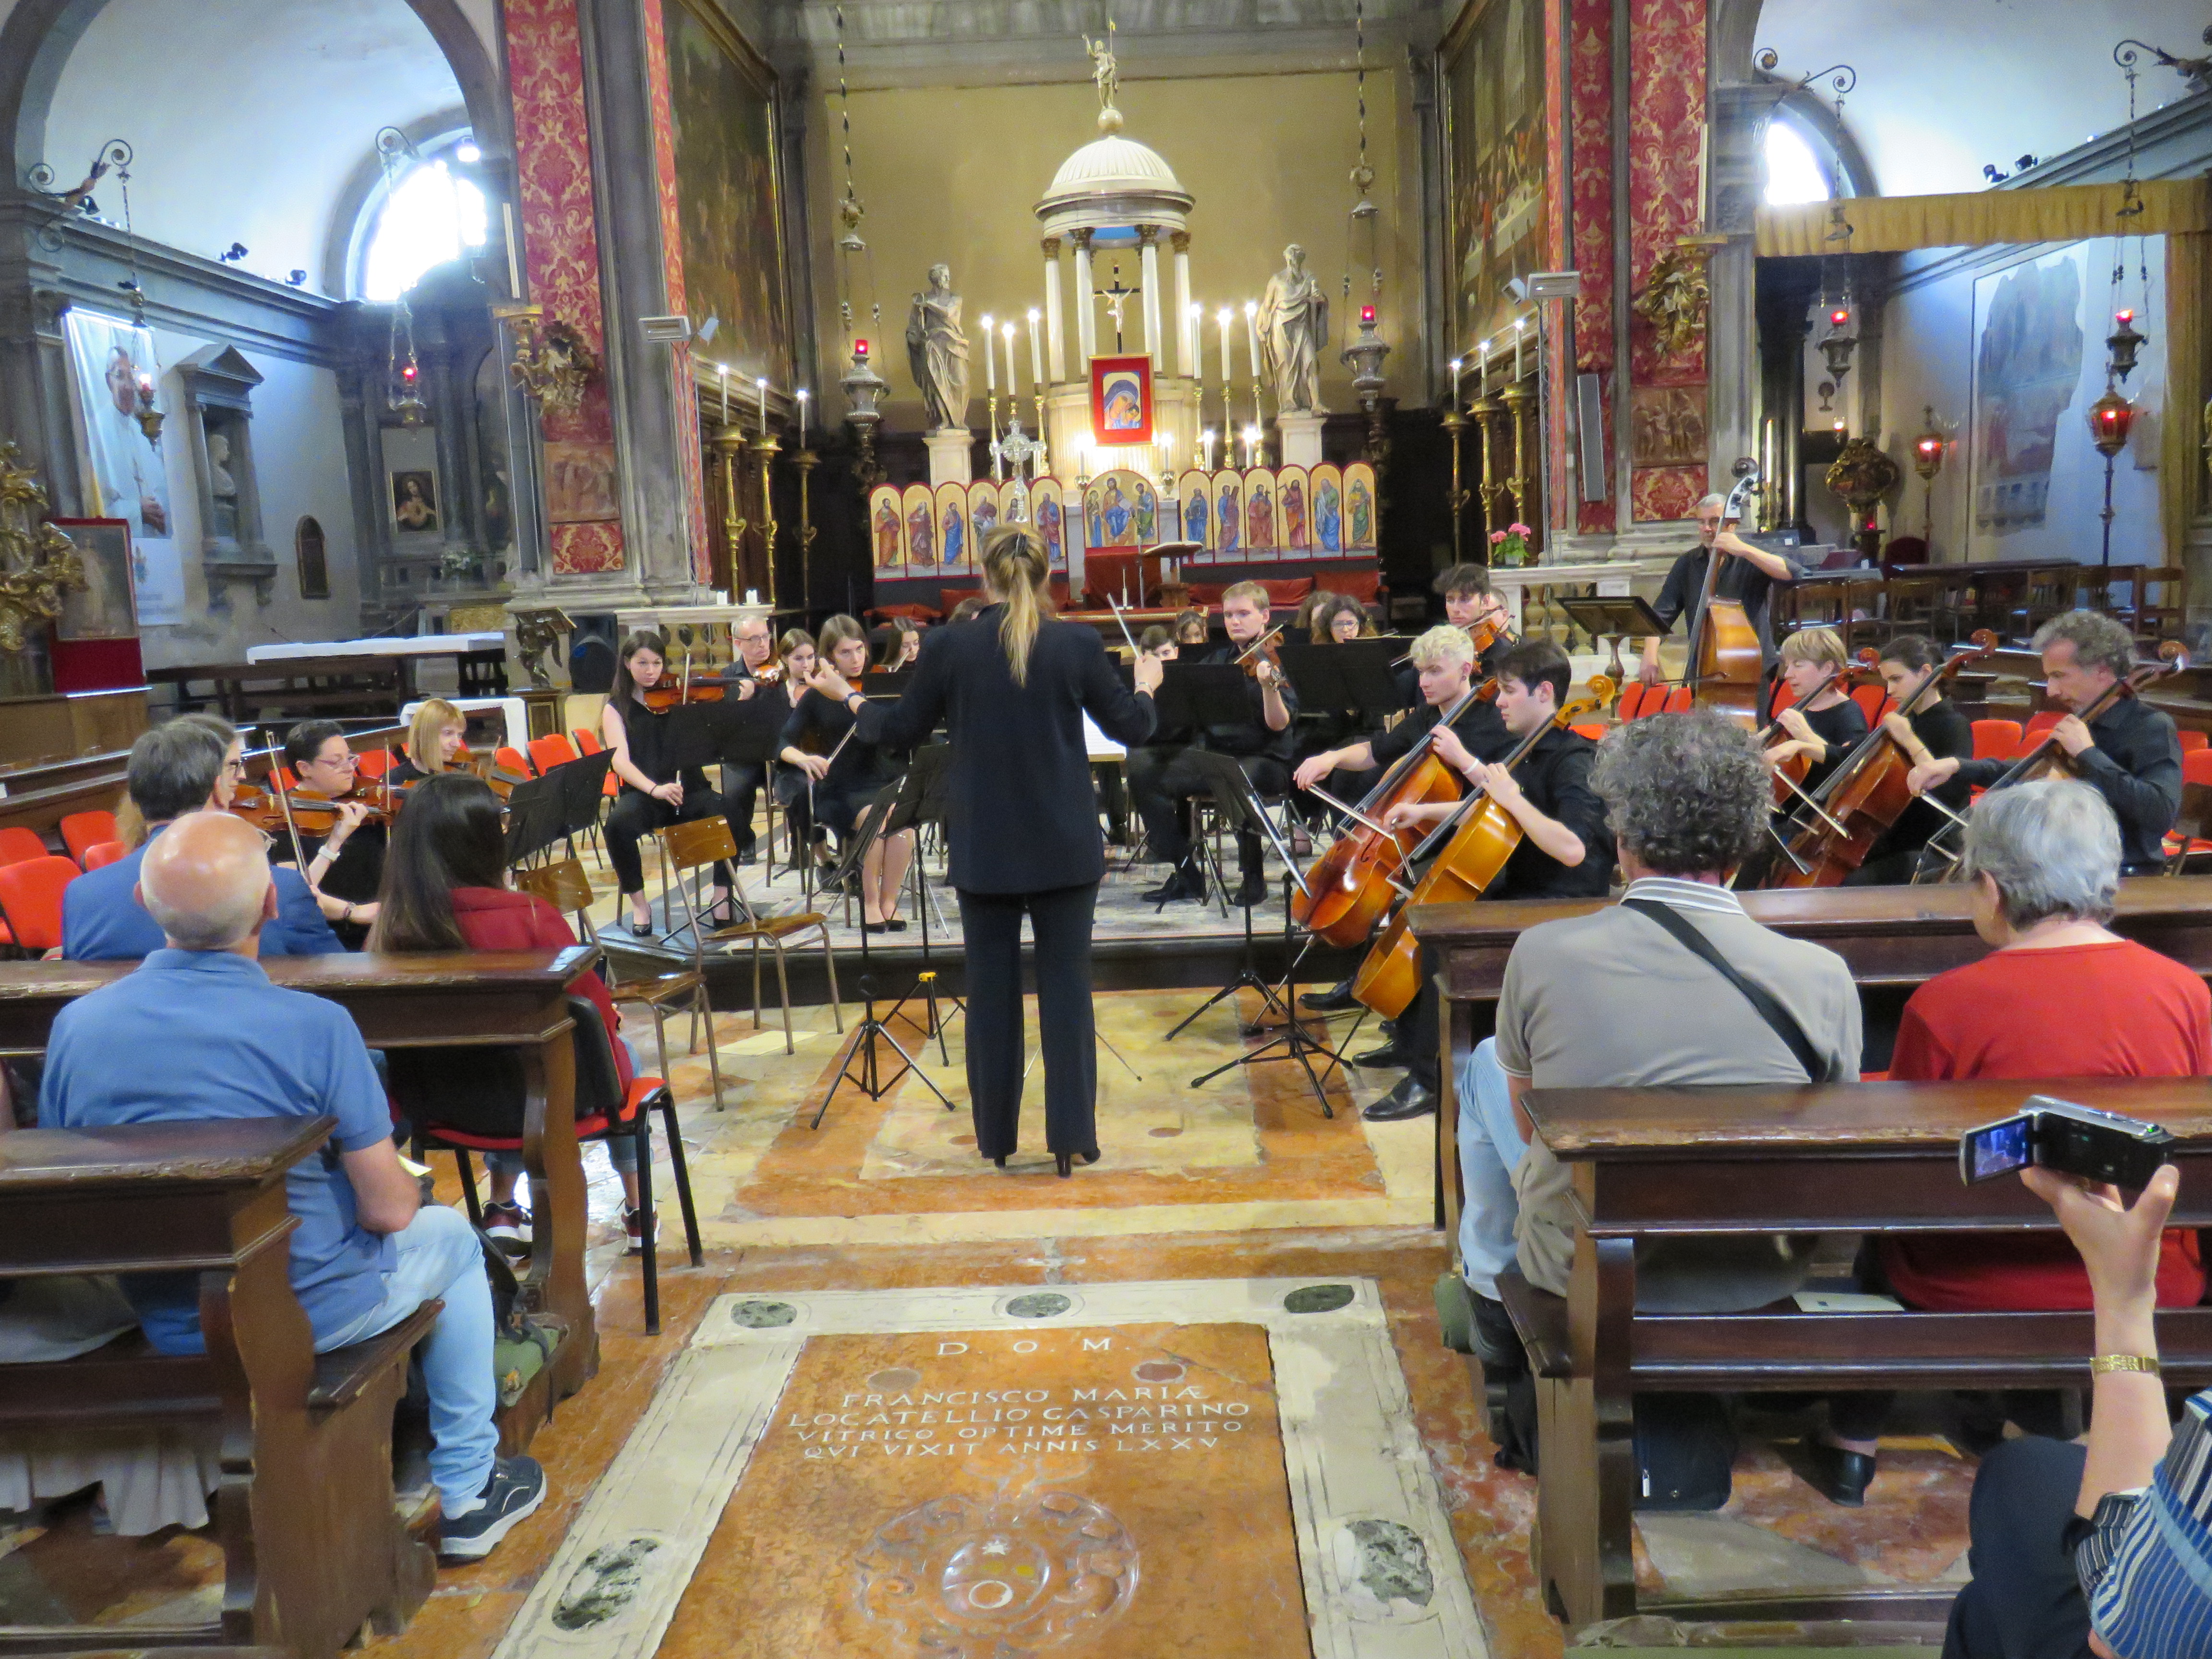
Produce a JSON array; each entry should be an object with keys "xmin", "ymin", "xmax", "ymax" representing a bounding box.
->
[{"xmin": 9, "ymin": 0, "xmax": 2212, "ymax": 1654}]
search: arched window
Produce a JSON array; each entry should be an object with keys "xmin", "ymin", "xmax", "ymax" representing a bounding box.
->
[
  {"xmin": 361, "ymin": 139, "xmax": 487, "ymax": 303},
  {"xmin": 1763, "ymin": 117, "xmax": 1833, "ymax": 206}
]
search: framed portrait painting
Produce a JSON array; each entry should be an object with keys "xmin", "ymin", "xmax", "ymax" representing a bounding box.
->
[
  {"xmin": 50, "ymin": 518, "xmax": 138, "ymax": 640},
  {"xmin": 390, "ymin": 469, "xmax": 439, "ymax": 534},
  {"xmin": 1090, "ymin": 355, "xmax": 1153, "ymax": 446}
]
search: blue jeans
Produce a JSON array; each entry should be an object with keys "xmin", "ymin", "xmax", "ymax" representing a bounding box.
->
[
  {"xmin": 315, "ymin": 1204, "xmax": 497, "ymax": 1511},
  {"xmin": 1456, "ymin": 1037, "xmax": 1528, "ymax": 1300}
]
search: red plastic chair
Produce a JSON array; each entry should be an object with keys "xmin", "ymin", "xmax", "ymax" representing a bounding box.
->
[
  {"xmin": 1662, "ymin": 687, "xmax": 1694, "ymax": 714},
  {"xmin": 57, "ymin": 811, "xmax": 117, "ymax": 866},
  {"xmin": 0, "ymin": 827, "xmax": 48, "ymax": 869},
  {"xmin": 494, "ymin": 745, "xmax": 535, "ymax": 779},
  {"xmin": 2185, "ymin": 749, "xmax": 2212, "ymax": 789},
  {"xmin": 1971, "ymin": 719, "xmax": 2021, "ymax": 761},
  {"xmin": 356, "ymin": 748, "xmax": 395, "ymax": 780},
  {"xmin": 80, "ymin": 841, "xmax": 128, "ymax": 871},
  {"xmin": 573, "ymin": 727, "xmax": 603, "ymax": 755},
  {"xmin": 528, "ymin": 733, "xmax": 579, "ymax": 777},
  {"xmin": 1570, "ymin": 723, "xmax": 1608, "ymax": 741},
  {"xmin": 1850, "ymin": 685, "xmax": 1894, "ymax": 725},
  {"xmin": 0, "ymin": 856, "xmax": 81, "ymax": 952},
  {"xmin": 2182, "ymin": 731, "xmax": 2208, "ymax": 754}
]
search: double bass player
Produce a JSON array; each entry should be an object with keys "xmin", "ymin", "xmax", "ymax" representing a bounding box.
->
[{"xmin": 1636, "ymin": 493, "xmax": 1804, "ymax": 690}]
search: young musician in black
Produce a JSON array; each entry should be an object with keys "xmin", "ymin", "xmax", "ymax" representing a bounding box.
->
[
  {"xmin": 1843, "ymin": 634, "xmax": 1974, "ymax": 886},
  {"xmin": 779, "ymin": 615, "xmax": 908, "ymax": 931},
  {"xmin": 1358, "ymin": 639, "xmax": 1614, "ymax": 1121},
  {"xmin": 709, "ymin": 612, "xmax": 781, "ymax": 863},
  {"xmin": 1433, "ymin": 565, "xmax": 1516, "ymax": 677},
  {"xmin": 1763, "ymin": 627, "xmax": 1868, "ymax": 794}
]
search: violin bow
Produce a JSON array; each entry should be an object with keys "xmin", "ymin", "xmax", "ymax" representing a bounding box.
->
[{"xmin": 259, "ymin": 726, "xmax": 310, "ymax": 872}]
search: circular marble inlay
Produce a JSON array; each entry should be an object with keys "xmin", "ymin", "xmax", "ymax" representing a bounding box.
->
[
  {"xmin": 1147, "ymin": 1126, "xmax": 1182, "ymax": 1137},
  {"xmin": 1283, "ymin": 1284, "xmax": 1356, "ymax": 1314},
  {"xmin": 868, "ymin": 1366, "xmax": 924, "ymax": 1392},
  {"xmin": 1004, "ymin": 1292, "xmax": 1073, "ymax": 1319},
  {"xmin": 856, "ymin": 1487, "xmax": 1139, "ymax": 1655},
  {"xmin": 729, "ymin": 1299, "xmax": 798, "ymax": 1327},
  {"xmin": 1132, "ymin": 1359, "xmax": 1185, "ymax": 1383}
]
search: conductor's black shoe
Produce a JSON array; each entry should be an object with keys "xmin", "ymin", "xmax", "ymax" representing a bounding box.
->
[
  {"xmin": 1361, "ymin": 1077, "xmax": 1436, "ymax": 1121},
  {"xmin": 1803, "ymin": 1441, "xmax": 1875, "ymax": 1507},
  {"xmin": 1228, "ymin": 873, "xmax": 1269, "ymax": 909},
  {"xmin": 1352, "ymin": 1043, "xmax": 1410, "ymax": 1069},
  {"xmin": 1300, "ymin": 978, "xmax": 1359, "ymax": 1011},
  {"xmin": 1141, "ymin": 869, "xmax": 1205, "ymax": 904}
]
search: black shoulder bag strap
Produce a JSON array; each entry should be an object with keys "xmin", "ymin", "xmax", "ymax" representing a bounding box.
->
[{"xmin": 1620, "ymin": 898, "xmax": 1837, "ymax": 1083}]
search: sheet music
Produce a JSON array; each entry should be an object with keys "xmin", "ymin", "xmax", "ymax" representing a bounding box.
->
[{"xmin": 1083, "ymin": 712, "xmax": 1125, "ymax": 760}]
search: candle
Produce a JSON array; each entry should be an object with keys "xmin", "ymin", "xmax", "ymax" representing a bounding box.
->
[
  {"xmin": 796, "ymin": 387, "xmax": 809, "ymax": 445},
  {"xmin": 1026, "ymin": 309, "xmax": 1043, "ymax": 387},
  {"xmin": 756, "ymin": 377, "xmax": 767, "ymax": 437},
  {"xmin": 502, "ymin": 201, "xmax": 523, "ymax": 298},
  {"xmin": 1002, "ymin": 323, "xmax": 1017, "ymax": 404},
  {"xmin": 1515, "ymin": 320, "xmax": 1525, "ymax": 381},
  {"xmin": 1243, "ymin": 301, "xmax": 1261, "ymax": 384},
  {"xmin": 1217, "ymin": 308, "xmax": 1232, "ymax": 384},
  {"xmin": 718, "ymin": 362, "xmax": 729, "ymax": 423},
  {"xmin": 982, "ymin": 314, "xmax": 995, "ymax": 392}
]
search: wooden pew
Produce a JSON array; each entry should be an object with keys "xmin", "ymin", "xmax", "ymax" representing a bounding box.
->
[
  {"xmin": 0, "ymin": 948, "xmax": 601, "ymax": 1442},
  {"xmin": 0, "ymin": 1118, "xmax": 437, "ymax": 1659},
  {"xmin": 1509, "ymin": 1076, "xmax": 2212, "ymax": 1634},
  {"xmin": 1410, "ymin": 875, "xmax": 2212, "ymax": 1244}
]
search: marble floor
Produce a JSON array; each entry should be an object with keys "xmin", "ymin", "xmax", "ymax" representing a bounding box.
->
[{"xmin": 0, "ymin": 986, "xmax": 1972, "ymax": 1656}]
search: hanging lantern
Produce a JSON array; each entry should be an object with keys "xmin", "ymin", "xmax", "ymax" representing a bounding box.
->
[
  {"xmin": 2089, "ymin": 385, "xmax": 2136, "ymax": 457},
  {"xmin": 1912, "ymin": 406, "xmax": 1944, "ymax": 482},
  {"xmin": 2108, "ymin": 308, "xmax": 2147, "ymax": 383}
]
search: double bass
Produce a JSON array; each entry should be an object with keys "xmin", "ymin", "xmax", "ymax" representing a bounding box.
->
[
  {"xmin": 1751, "ymin": 631, "xmax": 1999, "ymax": 890},
  {"xmin": 1680, "ymin": 466, "xmax": 1766, "ymax": 722},
  {"xmin": 1914, "ymin": 640, "xmax": 2188, "ymax": 882},
  {"xmin": 1351, "ymin": 677, "xmax": 1612, "ymax": 1019}
]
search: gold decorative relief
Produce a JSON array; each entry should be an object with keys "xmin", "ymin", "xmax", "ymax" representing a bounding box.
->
[{"xmin": 0, "ymin": 442, "xmax": 86, "ymax": 653}]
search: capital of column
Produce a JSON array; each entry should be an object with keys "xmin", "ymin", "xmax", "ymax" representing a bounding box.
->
[
  {"xmin": 1071, "ymin": 228, "xmax": 1094, "ymax": 251},
  {"xmin": 1041, "ymin": 236, "xmax": 1061, "ymax": 258},
  {"xmin": 1170, "ymin": 230, "xmax": 1191, "ymax": 254},
  {"xmin": 1136, "ymin": 225, "xmax": 1159, "ymax": 247}
]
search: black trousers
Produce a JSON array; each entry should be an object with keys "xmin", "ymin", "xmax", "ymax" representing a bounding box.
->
[
  {"xmin": 957, "ymin": 881, "xmax": 1100, "ymax": 1158},
  {"xmin": 719, "ymin": 762, "xmax": 766, "ymax": 853},
  {"xmin": 603, "ymin": 787, "xmax": 740, "ymax": 897},
  {"xmin": 1126, "ymin": 745, "xmax": 1289, "ymax": 876},
  {"xmin": 1943, "ymin": 1436, "xmax": 2094, "ymax": 1659},
  {"xmin": 1399, "ymin": 976, "xmax": 1442, "ymax": 1094}
]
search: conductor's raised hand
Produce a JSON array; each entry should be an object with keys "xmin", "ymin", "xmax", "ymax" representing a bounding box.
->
[
  {"xmin": 1133, "ymin": 651, "xmax": 1165, "ymax": 696},
  {"xmin": 807, "ymin": 663, "xmax": 856, "ymax": 703}
]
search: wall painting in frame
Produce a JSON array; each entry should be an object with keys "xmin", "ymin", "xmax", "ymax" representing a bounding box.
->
[
  {"xmin": 1441, "ymin": 0, "xmax": 1546, "ymax": 353},
  {"xmin": 1090, "ymin": 355, "xmax": 1154, "ymax": 446}
]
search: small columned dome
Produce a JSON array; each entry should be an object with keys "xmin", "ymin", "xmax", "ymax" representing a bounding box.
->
[{"xmin": 1035, "ymin": 108, "xmax": 1194, "ymax": 238}]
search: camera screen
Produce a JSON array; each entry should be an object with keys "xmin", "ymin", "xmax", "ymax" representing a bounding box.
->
[{"xmin": 1968, "ymin": 1117, "xmax": 2033, "ymax": 1182}]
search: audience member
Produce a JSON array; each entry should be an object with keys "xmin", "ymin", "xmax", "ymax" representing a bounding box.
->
[{"xmin": 39, "ymin": 812, "xmax": 544, "ymax": 1560}]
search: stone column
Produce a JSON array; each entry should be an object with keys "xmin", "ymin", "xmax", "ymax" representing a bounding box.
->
[
  {"xmin": 1072, "ymin": 230, "xmax": 1096, "ymax": 366},
  {"xmin": 1041, "ymin": 237, "xmax": 1066, "ymax": 383},
  {"xmin": 1171, "ymin": 230, "xmax": 1193, "ymax": 377},
  {"xmin": 1705, "ymin": 81, "xmax": 1789, "ymax": 496},
  {"xmin": 1137, "ymin": 226, "xmax": 1163, "ymax": 365}
]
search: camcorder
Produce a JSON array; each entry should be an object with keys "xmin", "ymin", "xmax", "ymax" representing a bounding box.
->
[{"xmin": 1958, "ymin": 1095, "xmax": 2176, "ymax": 1191}]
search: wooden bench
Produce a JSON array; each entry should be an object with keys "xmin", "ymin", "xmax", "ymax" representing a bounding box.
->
[
  {"xmin": 1510, "ymin": 1076, "xmax": 2212, "ymax": 1634},
  {"xmin": 0, "ymin": 948, "xmax": 602, "ymax": 1446},
  {"xmin": 1410, "ymin": 876, "xmax": 2212, "ymax": 1243},
  {"xmin": 0, "ymin": 1118, "xmax": 437, "ymax": 1659}
]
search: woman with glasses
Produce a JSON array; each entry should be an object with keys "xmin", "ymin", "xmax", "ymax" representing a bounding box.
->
[{"xmin": 280, "ymin": 720, "xmax": 384, "ymax": 947}]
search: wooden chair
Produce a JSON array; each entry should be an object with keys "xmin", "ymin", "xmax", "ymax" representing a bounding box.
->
[
  {"xmin": 660, "ymin": 816, "xmax": 841, "ymax": 1055},
  {"xmin": 1879, "ymin": 576, "xmax": 1943, "ymax": 642},
  {"xmin": 514, "ymin": 857, "xmax": 725, "ymax": 1113},
  {"xmin": 2130, "ymin": 565, "xmax": 2187, "ymax": 640},
  {"xmin": 57, "ymin": 810, "xmax": 118, "ymax": 866},
  {"xmin": 2010, "ymin": 565, "xmax": 2080, "ymax": 638}
]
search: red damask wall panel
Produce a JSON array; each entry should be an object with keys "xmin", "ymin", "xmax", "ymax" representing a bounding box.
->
[
  {"xmin": 506, "ymin": 0, "xmax": 627, "ymax": 576},
  {"xmin": 1625, "ymin": 0, "xmax": 1706, "ymax": 522},
  {"xmin": 638, "ymin": 0, "xmax": 712, "ymax": 585},
  {"xmin": 1568, "ymin": 0, "xmax": 1613, "ymax": 535}
]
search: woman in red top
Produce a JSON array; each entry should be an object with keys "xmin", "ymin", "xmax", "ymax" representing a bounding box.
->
[{"xmin": 372, "ymin": 773, "xmax": 652, "ymax": 1252}]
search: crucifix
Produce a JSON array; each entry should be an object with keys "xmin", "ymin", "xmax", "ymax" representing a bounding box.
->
[{"xmin": 1094, "ymin": 261, "xmax": 1141, "ymax": 354}]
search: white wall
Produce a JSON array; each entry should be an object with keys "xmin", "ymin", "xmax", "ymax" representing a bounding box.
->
[{"xmin": 1877, "ymin": 236, "xmax": 2166, "ymax": 567}]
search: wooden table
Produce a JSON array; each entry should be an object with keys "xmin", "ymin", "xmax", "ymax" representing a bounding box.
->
[
  {"xmin": 1518, "ymin": 1076, "xmax": 2212, "ymax": 1631},
  {"xmin": 0, "ymin": 948, "xmax": 600, "ymax": 1420},
  {"xmin": 1409, "ymin": 876, "xmax": 2212, "ymax": 1248}
]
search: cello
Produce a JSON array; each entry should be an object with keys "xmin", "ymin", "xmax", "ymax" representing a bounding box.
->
[
  {"xmin": 1291, "ymin": 682, "xmax": 1493, "ymax": 948},
  {"xmin": 1752, "ymin": 630, "xmax": 1999, "ymax": 890},
  {"xmin": 1914, "ymin": 640, "xmax": 2188, "ymax": 882},
  {"xmin": 1679, "ymin": 466, "xmax": 1766, "ymax": 723},
  {"xmin": 1351, "ymin": 677, "xmax": 1612, "ymax": 1019}
]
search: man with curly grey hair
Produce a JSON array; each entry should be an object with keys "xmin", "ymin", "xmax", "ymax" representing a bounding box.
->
[
  {"xmin": 1448, "ymin": 710, "xmax": 1861, "ymax": 1466},
  {"xmin": 1908, "ymin": 608, "xmax": 2180, "ymax": 875}
]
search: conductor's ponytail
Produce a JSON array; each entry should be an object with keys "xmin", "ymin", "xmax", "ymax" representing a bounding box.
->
[{"xmin": 981, "ymin": 526, "xmax": 1051, "ymax": 687}]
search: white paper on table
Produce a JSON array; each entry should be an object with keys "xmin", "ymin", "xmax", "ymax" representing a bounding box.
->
[
  {"xmin": 1083, "ymin": 712, "xmax": 1125, "ymax": 760},
  {"xmin": 1791, "ymin": 1290, "xmax": 1905, "ymax": 1314}
]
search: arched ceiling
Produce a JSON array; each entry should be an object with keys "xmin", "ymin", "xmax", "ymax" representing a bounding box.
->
[
  {"xmin": 42, "ymin": 0, "xmax": 465, "ymax": 293},
  {"xmin": 1751, "ymin": 0, "xmax": 2210, "ymax": 197}
]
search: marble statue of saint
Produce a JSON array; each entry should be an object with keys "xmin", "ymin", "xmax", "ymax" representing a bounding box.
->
[
  {"xmin": 1258, "ymin": 244, "xmax": 1329, "ymax": 414},
  {"xmin": 905, "ymin": 264, "xmax": 971, "ymax": 432}
]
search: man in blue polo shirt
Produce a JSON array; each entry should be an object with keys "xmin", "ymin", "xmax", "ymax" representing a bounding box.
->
[
  {"xmin": 64, "ymin": 716, "xmax": 344, "ymax": 961},
  {"xmin": 39, "ymin": 811, "xmax": 545, "ymax": 1561}
]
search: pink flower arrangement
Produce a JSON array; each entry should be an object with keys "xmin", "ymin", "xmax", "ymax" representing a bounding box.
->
[{"xmin": 1488, "ymin": 523, "xmax": 1534, "ymax": 566}]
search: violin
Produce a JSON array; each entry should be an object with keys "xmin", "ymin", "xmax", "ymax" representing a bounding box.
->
[
  {"xmin": 1236, "ymin": 625, "xmax": 1286, "ymax": 682},
  {"xmin": 638, "ymin": 654, "xmax": 725, "ymax": 710},
  {"xmin": 1389, "ymin": 610, "xmax": 1513, "ymax": 669},
  {"xmin": 283, "ymin": 777, "xmax": 407, "ymax": 837},
  {"xmin": 1293, "ymin": 684, "xmax": 1488, "ymax": 948},
  {"xmin": 1681, "ymin": 466, "xmax": 1766, "ymax": 724},
  {"xmin": 1914, "ymin": 639, "xmax": 2188, "ymax": 882},
  {"xmin": 456, "ymin": 745, "xmax": 532, "ymax": 802},
  {"xmin": 1751, "ymin": 631, "xmax": 1999, "ymax": 890},
  {"xmin": 1352, "ymin": 677, "xmax": 1613, "ymax": 1019}
]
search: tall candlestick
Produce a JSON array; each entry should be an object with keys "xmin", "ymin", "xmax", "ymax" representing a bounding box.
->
[
  {"xmin": 1002, "ymin": 323, "xmax": 1017, "ymax": 407},
  {"xmin": 755, "ymin": 377, "xmax": 767, "ymax": 437},
  {"xmin": 1026, "ymin": 308, "xmax": 1043, "ymax": 388},
  {"xmin": 982, "ymin": 314, "xmax": 995, "ymax": 392}
]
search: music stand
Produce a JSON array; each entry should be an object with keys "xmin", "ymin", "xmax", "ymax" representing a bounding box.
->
[
  {"xmin": 1163, "ymin": 748, "xmax": 1301, "ymax": 1033},
  {"xmin": 556, "ymin": 751, "xmax": 613, "ymax": 840},
  {"xmin": 1276, "ymin": 640, "xmax": 1406, "ymax": 730},
  {"xmin": 876, "ymin": 743, "xmax": 963, "ymax": 1065},
  {"xmin": 813, "ymin": 767, "xmax": 956, "ymax": 1126},
  {"xmin": 1554, "ymin": 595, "xmax": 1670, "ymax": 689},
  {"xmin": 706, "ymin": 693, "xmax": 790, "ymax": 867},
  {"xmin": 1149, "ymin": 665, "xmax": 1267, "ymax": 915},
  {"xmin": 502, "ymin": 772, "xmax": 568, "ymax": 868}
]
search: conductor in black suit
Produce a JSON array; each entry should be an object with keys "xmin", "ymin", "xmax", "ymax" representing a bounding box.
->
[{"xmin": 806, "ymin": 527, "xmax": 1163, "ymax": 1177}]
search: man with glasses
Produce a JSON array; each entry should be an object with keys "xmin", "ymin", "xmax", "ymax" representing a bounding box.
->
[
  {"xmin": 63, "ymin": 715, "xmax": 345, "ymax": 961},
  {"xmin": 1635, "ymin": 493, "xmax": 1803, "ymax": 688},
  {"xmin": 713, "ymin": 616, "xmax": 780, "ymax": 862}
]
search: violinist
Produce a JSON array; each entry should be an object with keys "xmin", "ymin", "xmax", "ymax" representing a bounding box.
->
[
  {"xmin": 601, "ymin": 631, "xmax": 752, "ymax": 938},
  {"xmin": 1764, "ymin": 628, "xmax": 1867, "ymax": 793},
  {"xmin": 1127, "ymin": 581, "xmax": 1298, "ymax": 908},
  {"xmin": 779, "ymin": 615, "xmax": 910, "ymax": 932},
  {"xmin": 1353, "ymin": 640, "xmax": 1614, "ymax": 1123},
  {"xmin": 1308, "ymin": 592, "xmax": 1373, "ymax": 644},
  {"xmin": 1840, "ymin": 634, "xmax": 1973, "ymax": 886},
  {"xmin": 875, "ymin": 617, "xmax": 923, "ymax": 671},
  {"xmin": 713, "ymin": 615, "xmax": 781, "ymax": 864},
  {"xmin": 767, "ymin": 630, "xmax": 822, "ymax": 860},
  {"xmin": 1908, "ymin": 610, "xmax": 2181, "ymax": 876},
  {"xmin": 389, "ymin": 698, "xmax": 467, "ymax": 786},
  {"xmin": 1636, "ymin": 494, "xmax": 1802, "ymax": 685},
  {"xmin": 1434, "ymin": 565, "xmax": 1515, "ymax": 675},
  {"xmin": 280, "ymin": 721, "xmax": 384, "ymax": 946},
  {"xmin": 1172, "ymin": 608, "xmax": 1210, "ymax": 648}
]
